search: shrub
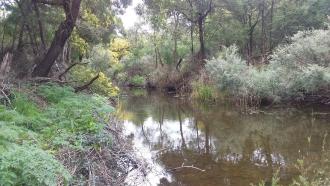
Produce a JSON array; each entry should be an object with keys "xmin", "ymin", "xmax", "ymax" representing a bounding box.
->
[
  {"xmin": 271, "ymin": 30, "xmax": 330, "ymax": 68},
  {"xmin": 129, "ymin": 75, "xmax": 146, "ymax": 87},
  {"xmin": 206, "ymin": 29, "xmax": 330, "ymax": 101},
  {"xmin": 206, "ymin": 45, "xmax": 250, "ymax": 96},
  {"xmin": 84, "ymin": 45, "xmax": 112, "ymax": 72}
]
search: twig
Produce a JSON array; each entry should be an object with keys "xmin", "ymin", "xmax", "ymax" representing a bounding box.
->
[
  {"xmin": 313, "ymin": 112, "xmax": 330, "ymax": 115},
  {"xmin": 168, "ymin": 163, "xmax": 205, "ymax": 172},
  {"xmin": 0, "ymin": 82, "xmax": 12, "ymax": 107},
  {"xmin": 58, "ymin": 62, "xmax": 89, "ymax": 80},
  {"xmin": 28, "ymin": 77, "xmax": 70, "ymax": 84}
]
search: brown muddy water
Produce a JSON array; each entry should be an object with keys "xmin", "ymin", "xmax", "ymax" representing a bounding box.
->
[{"xmin": 117, "ymin": 90, "xmax": 330, "ymax": 186}]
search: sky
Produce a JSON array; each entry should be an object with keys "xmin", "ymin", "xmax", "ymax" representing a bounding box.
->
[{"xmin": 119, "ymin": 0, "xmax": 143, "ymax": 30}]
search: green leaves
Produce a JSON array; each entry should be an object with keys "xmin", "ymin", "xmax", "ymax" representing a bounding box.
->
[
  {"xmin": 0, "ymin": 145, "xmax": 71, "ymax": 186},
  {"xmin": 0, "ymin": 84, "xmax": 115, "ymax": 185},
  {"xmin": 206, "ymin": 29, "xmax": 330, "ymax": 101}
]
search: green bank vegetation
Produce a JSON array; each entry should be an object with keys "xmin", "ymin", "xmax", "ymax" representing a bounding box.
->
[
  {"xmin": 206, "ymin": 29, "xmax": 330, "ymax": 105},
  {"xmin": 0, "ymin": 84, "xmax": 115, "ymax": 185}
]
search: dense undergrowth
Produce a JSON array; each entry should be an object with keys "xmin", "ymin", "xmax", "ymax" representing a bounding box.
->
[{"xmin": 0, "ymin": 84, "xmax": 115, "ymax": 185}]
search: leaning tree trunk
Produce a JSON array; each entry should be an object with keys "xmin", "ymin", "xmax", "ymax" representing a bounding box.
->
[{"xmin": 32, "ymin": 0, "xmax": 82, "ymax": 77}]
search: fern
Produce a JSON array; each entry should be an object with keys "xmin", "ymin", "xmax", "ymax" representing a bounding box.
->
[
  {"xmin": 0, "ymin": 84, "xmax": 115, "ymax": 185},
  {"xmin": 0, "ymin": 145, "xmax": 71, "ymax": 186}
]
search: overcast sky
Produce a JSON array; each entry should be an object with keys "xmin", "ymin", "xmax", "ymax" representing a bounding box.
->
[{"xmin": 119, "ymin": 0, "xmax": 143, "ymax": 29}]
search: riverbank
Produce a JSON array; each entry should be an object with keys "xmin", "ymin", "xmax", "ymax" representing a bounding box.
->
[{"xmin": 0, "ymin": 83, "xmax": 142, "ymax": 185}]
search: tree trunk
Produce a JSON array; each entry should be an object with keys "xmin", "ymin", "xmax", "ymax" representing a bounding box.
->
[
  {"xmin": 190, "ymin": 23, "xmax": 195, "ymax": 63},
  {"xmin": 198, "ymin": 16, "xmax": 206, "ymax": 60},
  {"xmin": 248, "ymin": 14, "xmax": 253, "ymax": 58},
  {"xmin": 172, "ymin": 12, "xmax": 179, "ymax": 64},
  {"xmin": 269, "ymin": 0, "xmax": 275, "ymax": 50},
  {"xmin": 261, "ymin": 0, "xmax": 266, "ymax": 55},
  {"xmin": 32, "ymin": 0, "xmax": 82, "ymax": 77},
  {"xmin": 33, "ymin": 0, "xmax": 46, "ymax": 49}
]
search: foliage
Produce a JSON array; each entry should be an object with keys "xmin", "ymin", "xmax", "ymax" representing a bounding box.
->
[
  {"xmin": 110, "ymin": 38, "xmax": 131, "ymax": 64},
  {"xmin": 71, "ymin": 65, "xmax": 119, "ymax": 97},
  {"xmin": 271, "ymin": 30, "xmax": 330, "ymax": 68},
  {"xmin": 129, "ymin": 75, "xmax": 146, "ymax": 87},
  {"xmin": 0, "ymin": 145, "xmax": 71, "ymax": 186},
  {"xmin": 0, "ymin": 84, "xmax": 115, "ymax": 185},
  {"xmin": 191, "ymin": 80, "xmax": 218, "ymax": 102},
  {"xmin": 83, "ymin": 45, "xmax": 112, "ymax": 72},
  {"xmin": 38, "ymin": 85, "xmax": 75, "ymax": 103},
  {"xmin": 252, "ymin": 157, "xmax": 330, "ymax": 186},
  {"xmin": 70, "ymin": 29, "xmax": 89, "ymax": 59},
  {"xmin": 206, "ymin": 29, "xmax": 330, "ymax": 101}
]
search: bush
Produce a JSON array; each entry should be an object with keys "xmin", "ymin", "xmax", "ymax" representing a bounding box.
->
[
  {"xmin": 206, "ymin": 29, "xmax": 330, "ymax": 101},
  {"xmin": 129, "ymin": 75, "xmax": 146, "ymax": 87},
  {"xmin": 84, "ymin": 45, "xmax": 113, "ymax": 72}
]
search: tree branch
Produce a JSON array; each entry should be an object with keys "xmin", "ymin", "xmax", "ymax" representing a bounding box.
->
[
  {"xmin": 58, "ymin": 62, "xmax": 88, "ymax": 80},
  {"xmin": 169, "ymin": 163, "xmax": 205, "ymax": 172},
  {"xmin": 35, "ymin": 0, "xmax": 64, "ymax": 6},
  {"xmin": 74, "ymin": 74, "xmax": 100, "ymax": 93}
]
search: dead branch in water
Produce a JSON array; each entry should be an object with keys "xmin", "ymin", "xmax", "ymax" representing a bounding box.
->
[{"xmin": 169, "ymin": 162, "xmax": 205, "ymax": 172}]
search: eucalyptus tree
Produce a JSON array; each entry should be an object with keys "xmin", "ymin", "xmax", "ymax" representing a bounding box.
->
[{"xmin": 32, "ymin": 0, "xmax": 82, "ymax": 77}]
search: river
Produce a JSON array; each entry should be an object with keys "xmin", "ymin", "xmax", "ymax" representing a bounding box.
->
[{"xmin": 117, "ymin": 90, "xmax": 330, "ymax": 186}]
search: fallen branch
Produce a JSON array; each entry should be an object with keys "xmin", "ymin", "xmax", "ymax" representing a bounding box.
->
[
  {"xmin": 28, "ymin": 77, "xmax": 70, "ymax": 84},
  {"xmin": 168, "ymin": 163, "xmax": 205, "ymax": 172},
  {"xmin": 176, "ymin": 58, "xmax": 183, "ymax": 72},
  {"xmin": 74, "ymin": 73, "xmax": 100, "ymax": 93},
  {"xmin": 0, "ymin": 83, "xmax": 12, "ymax": 107},
  {"xmin": 58, "ymin": 62, "xmax": 88, "ymax": 80},
  {"xmin": 313, "ymin": 112, "xmax": 330, "ymax": 115}
]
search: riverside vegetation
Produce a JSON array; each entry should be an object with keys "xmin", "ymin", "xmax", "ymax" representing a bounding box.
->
[
  {"xmin": 1, "ymin": 0, "xmax": 330, "ymax": 185},
  {"xmin": 0, "ymin": 84, "xmax": 126, "ymax": 185}
]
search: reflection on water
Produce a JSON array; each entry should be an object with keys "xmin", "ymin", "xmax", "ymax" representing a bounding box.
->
[{"xmin": 118, "ymin": 90, "xmax": 330, "ymax": 186}]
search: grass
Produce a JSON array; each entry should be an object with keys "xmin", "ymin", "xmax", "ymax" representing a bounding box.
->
[
  {"xmin": 0, "ymin": 83, "xmax": 115, "ymax": 185},
  {"xmin": 192, "ymin": 82, "xmax": 218, "ymax": 102}
]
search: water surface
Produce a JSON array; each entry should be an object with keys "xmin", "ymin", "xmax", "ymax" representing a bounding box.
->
[{"xmin": 118, "ymin": 90, "xmax": 330, "ymax": 186}]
